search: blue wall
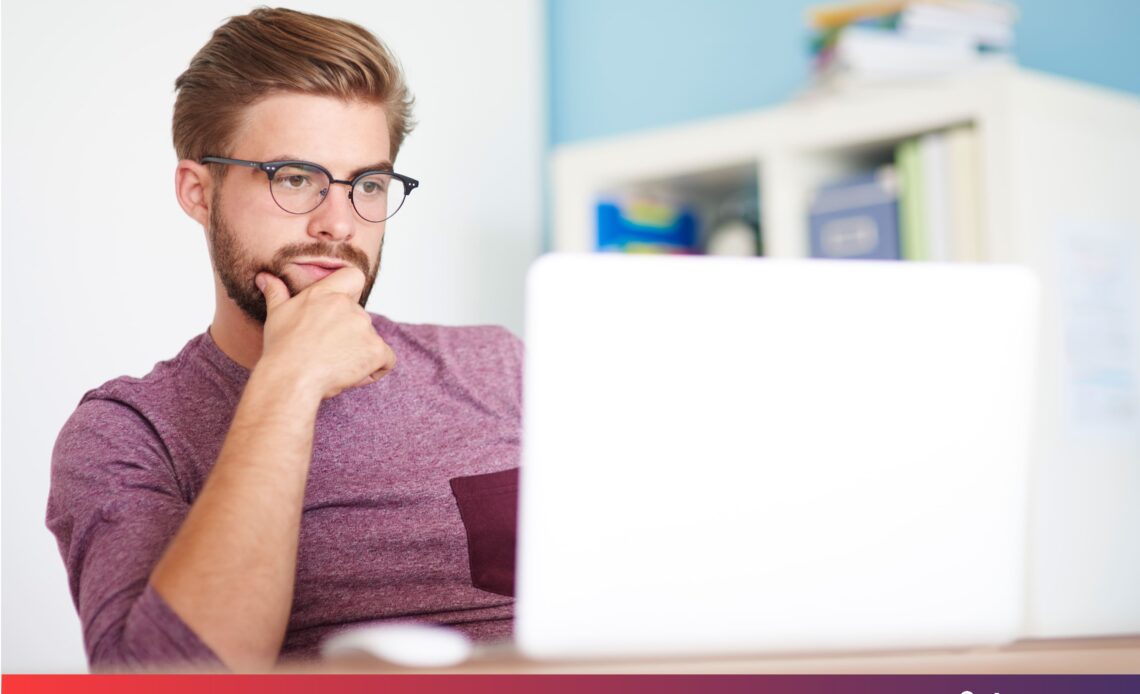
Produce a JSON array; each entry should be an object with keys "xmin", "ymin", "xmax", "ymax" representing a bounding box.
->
[{"xmin": 548, "ymin": 0, "xmax": 1140, "ymax": 146}]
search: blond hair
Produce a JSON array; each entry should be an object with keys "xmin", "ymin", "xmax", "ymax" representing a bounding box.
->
[{"xmin": 173, "ymin": 7, "xmax": 414, "ymax": 165}]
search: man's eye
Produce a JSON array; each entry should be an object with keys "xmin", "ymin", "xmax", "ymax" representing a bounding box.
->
[
  {"xmin": 357, "ymin": 179, "xmax": 388, "ymax": 196},
  {"xmin": 278, "ymin": 174, "xmax": 311, "ymax": 190}
]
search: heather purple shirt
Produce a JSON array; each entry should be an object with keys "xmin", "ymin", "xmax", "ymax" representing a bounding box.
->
[{"xmin": 47, "ymin": 314, "xmax": 522, "ymax": 670}]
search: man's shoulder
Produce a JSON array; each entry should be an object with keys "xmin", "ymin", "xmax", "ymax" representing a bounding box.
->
[
  {"xmin": 76, "ymin": 332, "xmax": 222, "ymax": 420},
  {"xmin": 371, "ymin": 313, "xmax": 522, "ymax": 354},
  {"xmin": 56, "ymin": 331, "xmax": 233, "ymax": 467},
  {"xmin": 50, "ymin": 339, "xmax": 214, "ymax": 525},
  {"xmin": 54, "ymin": 362, "xmax": 185, "ymax": 474}
]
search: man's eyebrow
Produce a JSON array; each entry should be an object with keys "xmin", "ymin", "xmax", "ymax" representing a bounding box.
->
[
  {"xmin": 349, "ymin": 161, "xmax": 394, "ymax": 177},
  {"xmin": 269, "ymin": 155, "xmax": 394, "ymax": 178}
]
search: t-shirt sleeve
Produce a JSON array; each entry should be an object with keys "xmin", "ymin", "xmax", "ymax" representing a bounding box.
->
[{"xmin": 47, "ymin": 396, "xmax": 222, "ymax": 671}]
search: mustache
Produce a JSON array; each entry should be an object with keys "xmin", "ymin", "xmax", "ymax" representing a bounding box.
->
[{"xmin": 266, "ymin": 241, "xmax": 371, "ymax": 278}]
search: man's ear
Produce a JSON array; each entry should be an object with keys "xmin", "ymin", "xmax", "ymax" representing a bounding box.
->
[{"xmin": 175, "ymin": 159, "xmax": 214, "ymax": 226}]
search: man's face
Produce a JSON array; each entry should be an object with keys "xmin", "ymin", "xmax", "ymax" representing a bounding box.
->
[{"xmin": 206, "ymin": 93, "xmax": 393, "ymax": 324}]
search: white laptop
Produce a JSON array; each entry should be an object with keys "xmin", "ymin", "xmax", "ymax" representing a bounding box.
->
[{"xmin": 515, "ymin": 254, "xmax": 1040, "ymax": 661}]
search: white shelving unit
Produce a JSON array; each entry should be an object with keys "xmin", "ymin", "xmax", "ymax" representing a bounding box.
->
[{"xmin": 550, "ymin": 64, "xmax": 1140, "ymax": 640}]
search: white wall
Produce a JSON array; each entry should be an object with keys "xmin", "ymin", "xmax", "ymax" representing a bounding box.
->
[{"xmin": 1, "ymin": 0, "xmax": 544, "ymax": 672}]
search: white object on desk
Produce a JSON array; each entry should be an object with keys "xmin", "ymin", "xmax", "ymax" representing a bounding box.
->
[{"xmin": 321, "ymin": 622, "xmax": 474, "ymax": 668}]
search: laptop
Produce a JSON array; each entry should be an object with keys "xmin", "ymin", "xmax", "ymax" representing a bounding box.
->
[{"xmin": 515, "ymin": 254, "xmax": 1040, "ymax": 660}]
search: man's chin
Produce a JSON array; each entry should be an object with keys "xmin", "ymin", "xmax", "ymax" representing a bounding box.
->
[
  {"xmin": 281, "ymin": 275, "xmax": 308, "ymax": 298},
  {"xmin": 265, "ymin": 267, "xmax": 308, "ymax": 298}
]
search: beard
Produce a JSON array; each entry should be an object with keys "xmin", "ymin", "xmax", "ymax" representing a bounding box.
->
[{"xmin": 207, "ymin": 194, "xmax": 381, "ymax": 325}]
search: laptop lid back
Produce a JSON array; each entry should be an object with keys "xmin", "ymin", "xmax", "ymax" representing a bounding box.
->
[{"xmin": 516, "ymin": 255, "xmax": 1039, "ymax": 660}]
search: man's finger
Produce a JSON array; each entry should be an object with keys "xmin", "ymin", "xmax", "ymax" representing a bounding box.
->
[
  {"xmin": 306, "ymin": 266, "xmax": 367, "ymax": 302},
  {"xmin": 256, "ymin": 273, "xmax": 291, "ymax": 314}
]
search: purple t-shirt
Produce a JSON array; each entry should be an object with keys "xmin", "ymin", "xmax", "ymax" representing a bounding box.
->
[{"xmin": 47, "ymin": 314, "xmax": 523, "ymax": 670}]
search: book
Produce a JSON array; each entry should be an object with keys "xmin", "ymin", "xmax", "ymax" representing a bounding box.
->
[
  {"xmin": 945, "ymin": 124, "xmax": 984, "ymax": 261},
  {"xmin": 832, "ymin": 25, "xmax": 979, "ymax": 81},
  {"xmin": 808, "ymin": 0, "xmax": 1017, "ymax": 32},
  {"xmin": 919, "ymin": 131, "xmax": 951, "ymax": 261},
  {"xmin": 808, "ymin": 167, "xmax": 901, "ymax": 260},
  {"xmin": 901, "ymin": 2, "xmax": 1016, "ymax": 49},
  {"xmin": 892, "ymin": 126, "xmax": 985, "ymax": 262},
  {"xmin": 807, "ymin": 0, "xmax": 1018, "ymax": 90},
  {"xmin": 808, "ymin": 0, "xmax": 907, "ymax": 30},
  {"xmin": 596, "ymin": 197, "xmax": 697, "ymax": 253},
  {"xmin": 896, "ymin": 137, "xmax": 927, "ymax": 260}
]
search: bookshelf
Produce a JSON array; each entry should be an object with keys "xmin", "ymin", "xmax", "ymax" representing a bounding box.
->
[{"xmin": 550, "ymin": 64, "xmax": 1140, "ymax": 640}]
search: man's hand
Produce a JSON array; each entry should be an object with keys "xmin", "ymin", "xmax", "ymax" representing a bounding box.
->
[{"xmin": 255, "ymin": 267, "xmax": 396, "ymax": 400}]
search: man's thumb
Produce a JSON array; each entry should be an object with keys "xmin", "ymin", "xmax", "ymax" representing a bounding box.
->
[{"xmin": 256, "ymin": 273, "xmax": 289, "ymax": 313}]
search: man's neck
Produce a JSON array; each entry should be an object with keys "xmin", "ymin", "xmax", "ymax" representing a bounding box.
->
[{"xmin": 210, "ymin": 301, "xmax": 265, "ymax": 371}]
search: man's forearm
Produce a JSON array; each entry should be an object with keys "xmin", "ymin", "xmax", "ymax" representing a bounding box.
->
[
  {"xmin": 150, "ymin": 364, "xmax": 321, "ymax": 671},
  {"xmin": 148, "ymin": 267, "xmax": 393, "ymax": 671}
]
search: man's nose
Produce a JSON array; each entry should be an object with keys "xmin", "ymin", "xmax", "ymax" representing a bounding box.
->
[{"xmin": 307, "ymin": 182, "xmax": 357, "ymax": 242}]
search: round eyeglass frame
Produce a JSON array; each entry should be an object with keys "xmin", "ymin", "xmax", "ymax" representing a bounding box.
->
[{"xmin": 200, "ymin": 156, "xmax": 419, "ymax": 223}]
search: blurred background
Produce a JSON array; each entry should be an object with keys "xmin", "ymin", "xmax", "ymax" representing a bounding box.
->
[
  {"xmin": 550, "ymin": 0, "xmax": 1139, "ymax": 145},
  {"xmin": 3, "ymin": 0, "xmax": 1139, "ymax": 672}
]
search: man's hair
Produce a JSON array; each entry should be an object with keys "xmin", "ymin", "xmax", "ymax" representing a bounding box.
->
[{"xmin": 173, "ymin": 7, "xmax": 414, "ymax": 165}]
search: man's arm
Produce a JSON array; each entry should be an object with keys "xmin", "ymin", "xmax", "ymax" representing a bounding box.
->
[{"xmin": 149, "ymin": 267, "xmax": 395, "ymax": 671}]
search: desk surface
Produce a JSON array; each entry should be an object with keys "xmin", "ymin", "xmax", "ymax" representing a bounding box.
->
[{"xmin": 311, "ymin": 636, "xmax": 1140, "ymax": 674}]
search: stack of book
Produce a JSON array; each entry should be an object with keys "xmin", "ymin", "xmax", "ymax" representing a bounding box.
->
[
  {"xmin": 807, "ymin": 0, "xmax": 1018, "ymax": 90},
  {"xmin": 809, "ymin": 125, "xmax": 984, "ymax": 262},
  {"xmin": 595, "ymin": 196, "xmax": 698, "ymax": 254}
]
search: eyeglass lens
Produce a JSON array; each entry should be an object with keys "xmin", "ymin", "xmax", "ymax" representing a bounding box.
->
[{"xmin": 269, "ymin": 164, "xmax": 408, "ymax": 222}]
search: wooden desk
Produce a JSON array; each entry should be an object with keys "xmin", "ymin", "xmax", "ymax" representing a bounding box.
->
[{"xmin": 312, "ymin": 636, "xmax": 1140, "ymax": 674}]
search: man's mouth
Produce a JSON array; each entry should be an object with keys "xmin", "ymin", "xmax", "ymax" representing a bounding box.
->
[
  {"xmin": 292, "ymin": 258, "xmax": 348, "ymax": 270},
  {"xmin": 291, "ymin": 258, "xmax": 349, "ymax": 281}
]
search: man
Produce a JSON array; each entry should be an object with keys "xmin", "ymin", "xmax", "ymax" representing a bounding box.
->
[{"xmin": 47, "ymin": 8, "xmax": 521, "ymax": 672}]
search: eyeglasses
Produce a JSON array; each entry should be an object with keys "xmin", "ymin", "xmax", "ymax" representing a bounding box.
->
[{"xmin": 200, "ymin": 156, "xmax": 419, "ymax": 223}]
